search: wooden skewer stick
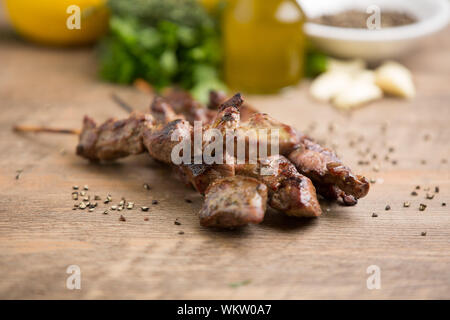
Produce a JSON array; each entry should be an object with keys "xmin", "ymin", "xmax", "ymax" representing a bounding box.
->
[
  {"xmin": 111, "ymin": 93, "xmax": 134, "ymax": 114},
  {"xmin": 13, "ymin": 94, "xmax": 135, "ymax": 136},
  {"xmin": 13, "ymin": 125, "xmax": 80, "ymax": 135}
]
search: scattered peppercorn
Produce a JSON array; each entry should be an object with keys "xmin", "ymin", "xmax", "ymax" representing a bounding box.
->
[
  {"xmin": 103, "ymin": 210, "xmax": 109, "ymax": 215},
  {"xmin": 184, "ymin": 199, "xmax": 192, "ymax": 203},
  {"xmin": 175, "ymin": 220, "xmax": 181, "ymax": 225},
  {"xmin": 143, "ymin": 183, "xmax": 151, "ymax": 190},
  {"xmin": 372, "ymin": 213, "xmax": 378, "ymax": 217},
  {"xmin": 435, "ymin": 186, "xmax": 439, "ymax": 193},
  {"xmin": 119, "ymin": 215, "xmax": 126, "ymax": 222},
  {"xmin": 178, "ymin": 231, "xmax": 184, "ymax": 235},
  {"xmin": 152, "ymin": 200, "xmax": 159, "ymax": 205},
  {"xmin": 144, "ymin": 217, "xmax": 149, "ymax": 221},
  {"xmin": 426, "ymin": 193, "xmax": 434, "ymax": 200},
  {"xmin": 415, "ymin": 185, "xmax": 420, "ymax": 190},
  {"xmin": 83, "ymin": 185, "xmax": 89, "ymax": 190},
  {"xmin": 411, "ymin": 191, "xmax": 418, "ymax": 196},
  {"xmin": 442, "ymin": 202, "xmax": 446, "ymax": 207},
  {"xmin": 141, "ymin": 206, "xmax": 149, "ymax": 212},
  {"xmin": 421, "ymin": 232, "xmax": 427, "ymax": 236},
  {"xmin": 15, "ymin": 169, "xmax": 23, "ymax": 180},
  {"xmin": 385, "ymin": 205, "xmax": 391, "ymax": 211},
  {"xmin": 419, "ymin": 203, "xmax": 427, "ymax": 211},
  {"xmin": 403, "ymin": 202, "xmax": 410, "ymax": 208},
  {"xmin": 73, "ymin": 185, "xmax": 79, "ymax": 190}
]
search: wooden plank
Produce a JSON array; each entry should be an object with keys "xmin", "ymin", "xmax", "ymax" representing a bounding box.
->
[{"xmin": 0, "ymin": 11, "xmax": 448, "ymax": 299}]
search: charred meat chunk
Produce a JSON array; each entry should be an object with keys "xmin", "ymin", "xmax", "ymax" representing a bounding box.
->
[
  {"xmin": 143, "ymin": 119, "xmax": 193, "ymax": 164},
  {"xmin": 150, "ymin": 96, "xmax": 183, "ymax": 124},
  {"xmin": 177, "ymin": 160, "xmax": 235, "ymax": 195},
  {"xmin": 236, "ymin": 155, "xmax": 322, "ymax": 217},
  {"xmin": 288, "ymin": 137, "xmax": 369, "ymax": 199},
  {"xmin": 163, "ymin": 88, "xmax": 215, "ymax": 124},
  {"xmin": 208, "ymin": 90, "xmax": 258, "ymax": 122},
  {"xmin": 240, "ymin": 113, "xmax": 300, "ymax": 156},
  {"xmin": 200, "ymin": 176, "xmax": 268, "ymax": 228},
  {"xmin": 76, "ymin": 112, "xmax": 153, "ymax": 161}
]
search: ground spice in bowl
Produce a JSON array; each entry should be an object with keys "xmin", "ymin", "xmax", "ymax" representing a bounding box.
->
[{"xmin": 311, "ymin": 10, "xmax": 417, "ymax": 28}]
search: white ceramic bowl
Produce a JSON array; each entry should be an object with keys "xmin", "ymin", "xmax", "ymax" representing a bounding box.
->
[{"xmin": 302, "ymin": 0, "xmax": 449, "ymax": 62}]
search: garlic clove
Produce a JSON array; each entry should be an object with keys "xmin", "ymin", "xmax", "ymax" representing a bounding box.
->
[
  {"xmin": 354, "ymin": 70, "xmax": 376, "ymax": 83},
  {"xmin": 375, "ymin": 61, "xmax": 415, "ymax": 99},
  {"xmin": 310, "ymin": 71, "xmax": 353, "ymax": 102},
  {"xmin": 333, "ymin": 81, "xmax": 383, "ymax": 110}
]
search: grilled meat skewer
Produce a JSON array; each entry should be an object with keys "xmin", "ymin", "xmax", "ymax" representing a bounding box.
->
[
  {"xmin": 76, "ymin": 94, "xmax": 323, "ymax": 221},
  {"xmin": 183, "ymin": 91, "xmax": 369, "ymax": 202},
  {"xmin": 14, "ymin": 91, "xmax": 369, "ymax": 228}
]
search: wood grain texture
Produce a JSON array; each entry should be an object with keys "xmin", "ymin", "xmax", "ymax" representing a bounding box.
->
[{"xmin": 0, "ymin": 9, "xmax": 449, "ymax": 299}]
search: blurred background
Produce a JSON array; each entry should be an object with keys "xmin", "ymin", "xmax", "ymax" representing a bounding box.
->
[{"xmin": 1, "ymin": 0, "xmax": 448, "ymax": 104}]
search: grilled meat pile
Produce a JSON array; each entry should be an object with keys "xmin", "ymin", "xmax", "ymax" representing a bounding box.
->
[{"xmin": 77, "ymin": 90, "xmax": 370, "ymax": 228}]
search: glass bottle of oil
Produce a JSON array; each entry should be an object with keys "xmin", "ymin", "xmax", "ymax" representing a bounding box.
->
[{"xmin": 223, "ymin": 0, "xmax": 306, "ymax": 93}]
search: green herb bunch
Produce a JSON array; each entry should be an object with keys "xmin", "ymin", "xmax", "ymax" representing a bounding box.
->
[{"xmin": 99, "ymin": 0, "xmax": 226, "ymax": 101}]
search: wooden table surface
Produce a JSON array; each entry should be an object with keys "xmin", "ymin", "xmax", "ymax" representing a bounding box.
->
[{"xmin": 0, "ymin": 10, "xmax": 449, "ymax": 299}]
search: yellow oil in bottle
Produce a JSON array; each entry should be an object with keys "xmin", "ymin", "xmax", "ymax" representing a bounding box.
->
[{"xmin": 223, "ymin": 0, "xmax": 306, "ymax": 93}]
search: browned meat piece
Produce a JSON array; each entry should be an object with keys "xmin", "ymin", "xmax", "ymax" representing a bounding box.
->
[
  {"xmin": 288, "ymin": 137, "xmax": 370, "ymax": 199},
  {"xmin": 176, "ymin": 93, "xmax": 243, "ymax": 194},
  {"xmin": 208, "ymin": 90, "xmax": 258, "ymax": 122},
  {"xmin": 240, "ymin": 105, "xmax": 260, "ymax": 124},
  {"xmin": 143, "ymin": 119, "xmax": 193, "ymax": 164},
  {"xmin": 163, "ymin": 88, "xmax": 215, "ymax": 124},
  {"xmin": 76, "ymin": 112, "xmax": 153, "ymax": 161},
  {"xmin": 150, "ymin": 96, "xmax": 183, "ymax": 124},
  {"xmin": 178, "ymin": 161, "xmax": 235, "ymax": 194},
  {"xmin": 240, "ymin": 113, "xmax": 300, "ymax": 156},
  {"xmin": 202, "ymin": 94, "xmax": 243, "ymax": 165},
  {"xmin": 315, "ymin": 183, "xmax": 358, "ymax": 206},
  {"xmin": 207, "ymin": 90, "xmax": 228, "ymax": 110},
  {"xmin": 199, "ymin": 176, "xmax": 268, "ymax": 228},
  {"xmin": 210, "ymin": 93, "xmax": 242, "ymax": 131},
  {"xmin": 236, "ymin": 155, "xmax": 322, "ymax": 217}
]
